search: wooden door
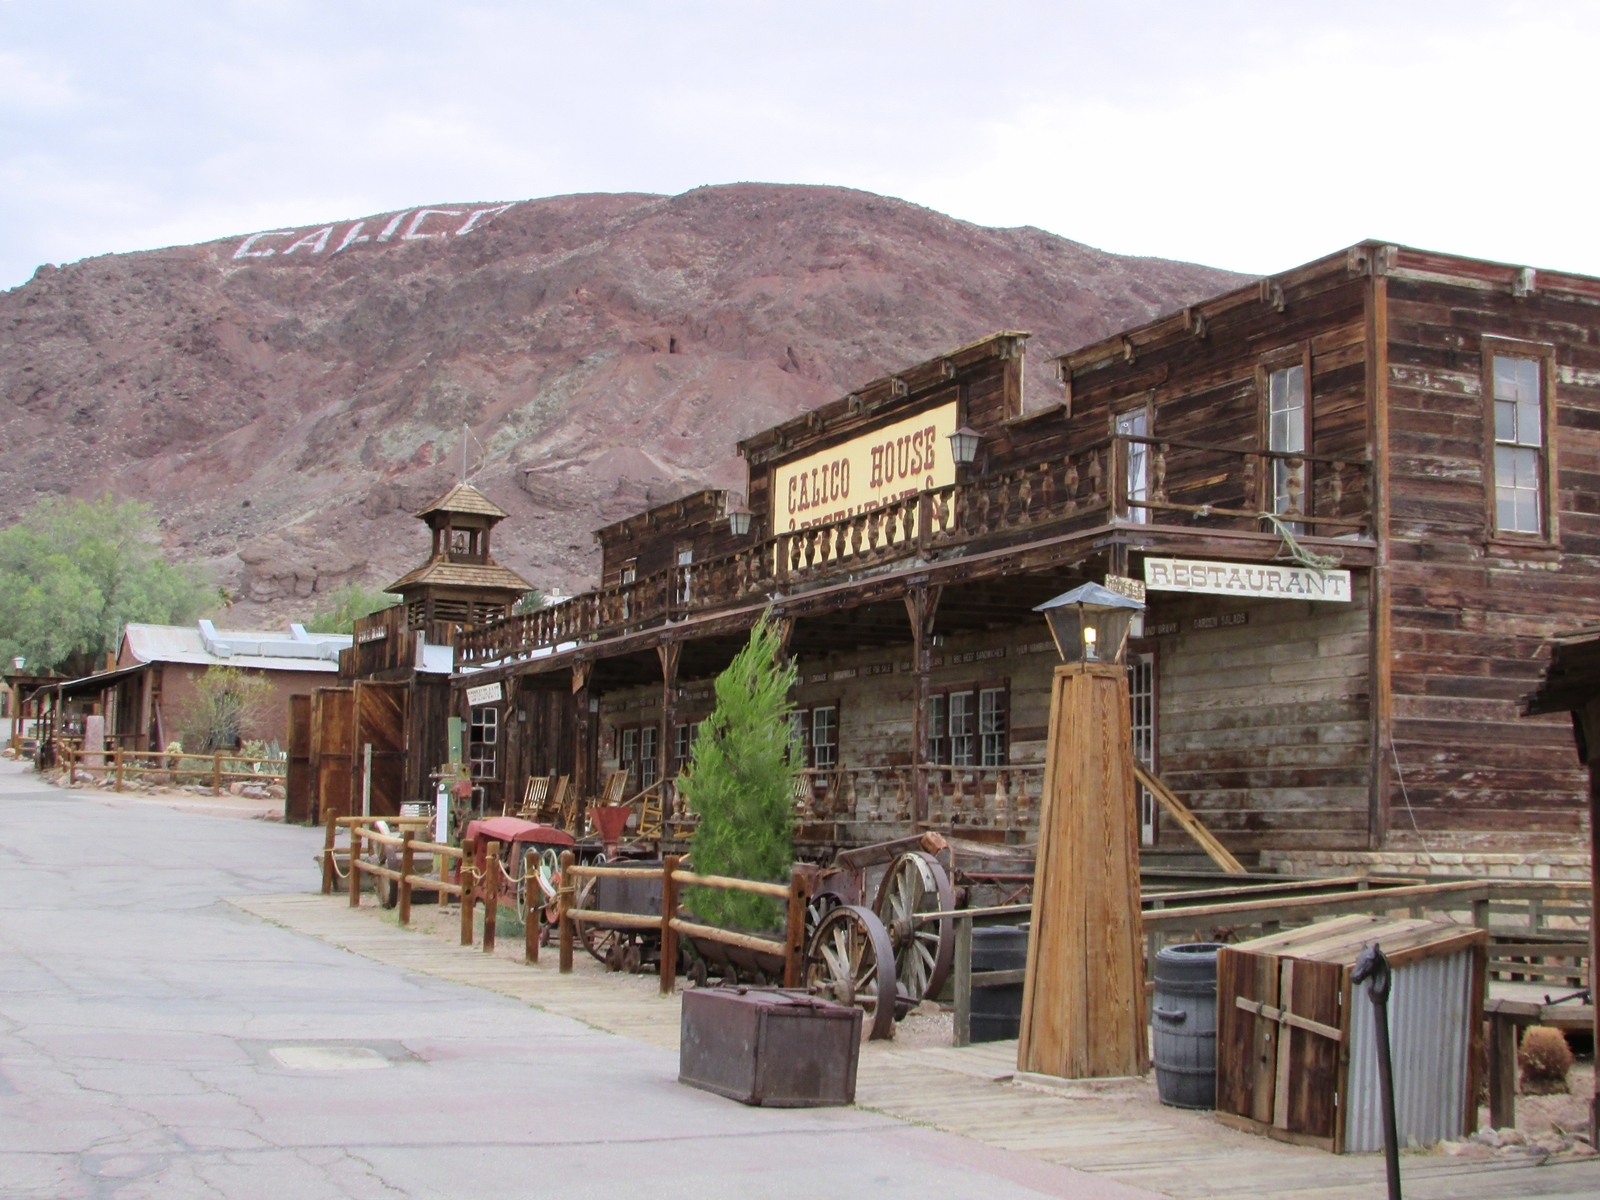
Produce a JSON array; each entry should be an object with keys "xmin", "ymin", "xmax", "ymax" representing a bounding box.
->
[
  {"xmin": 310, "ymin": 687, "xmax": 354, "ymax": 823},
  {"xmin": 286, "ymin": 694, "xmax": 312, "ymax": 824},
  {"xmin": 352, "ymin": 681, "xmax": 409, "ymax": 818}
]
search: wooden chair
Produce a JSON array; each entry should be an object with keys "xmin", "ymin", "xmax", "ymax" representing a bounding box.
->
[
  {"xmin": 597, "ymin": 768, "xmax": 628, "ymax": 807},
  {"xmin": 792, "ymin": 773, "xmax": 815, "ymax": 819},
  {"xmin": 541, "ymin": 775, "xmax": 570, "ymax": 824},
  {"xmin": 637, "ymin": 782, "xmax": 664, "ymax": 840},
  {"xmin": 516, "ymin": 774, "xmax": 553, "ymax": 819}
]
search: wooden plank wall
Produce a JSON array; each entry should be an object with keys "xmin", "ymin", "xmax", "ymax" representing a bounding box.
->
[
  {"xmin": 1152, "ymin": 585, "xmax": 1372, "ymax": 853},
  {"xmin": 1382, "ymin": 272, "xmax": 1598, "ymax": 842}
]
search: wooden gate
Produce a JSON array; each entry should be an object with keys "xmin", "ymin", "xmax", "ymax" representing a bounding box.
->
[
  {"xmin": 352, "ymin": 681, "xmax": 409, "ymax": 818},
  {"xmin": 309, "ymin": 687, "xmax": 354, "ymax": 823},
  {"xmin": 286, "ymin": 694, "xmax": 312, "ymax": 823}
]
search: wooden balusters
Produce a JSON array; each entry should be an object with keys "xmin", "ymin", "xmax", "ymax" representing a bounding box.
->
[{"xmin": 1152, "ymin": 443, "xmax": 1169, "ymax": 504}]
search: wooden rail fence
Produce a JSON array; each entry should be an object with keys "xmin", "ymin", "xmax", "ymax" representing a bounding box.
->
[{"xmin": 60, "ymin": 743, "xmax": 287, "ymax": 793}]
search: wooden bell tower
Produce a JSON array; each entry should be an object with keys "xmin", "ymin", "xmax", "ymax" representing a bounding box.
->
[{"xmin": 387, "ymin": 483, "xmax": 532, "ymax": 631}]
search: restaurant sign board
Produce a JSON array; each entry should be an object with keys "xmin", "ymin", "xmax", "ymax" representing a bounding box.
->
[
  {"xmin": 773, "ymin": 398, "xmax": 958, "ymax": 533},
  {"xmin": 1143, "ymin": 557, "xmax": 1352, "ymax": 603}
]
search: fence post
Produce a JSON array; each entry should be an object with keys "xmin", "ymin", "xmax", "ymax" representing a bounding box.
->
[
  {"xmin": 660, "ymin": 855, "xmax": 680, "ymax": 995},
  {"xmin": 114, "ymin": 746, "xmax": 124, "ymax": 792},
  {"xmin": 399, "ymin": 831, "xmax": 413, "ymax": 926},
  {"xmin": 347, "ymin": 825, "xmax": 362, "ymax": 908},
  {"xmin": 212, "ymin": 750, "xmax": 222, "ymax": 795},
  {"xmin": 558, "ymin": 850, "xmax": 575, "ymax": 974},
  {"xmin": 952, "ymin": 913, "xmax": 973, "ymax": 1047},
  {"xmin": 460, "ymin": 838, "xmax": 476, "ymax": 946},
  {"xmin": 483, "ymin": 841, "xmax": 500, "ymax": 953},
  {"xmin": 783, "ymin": 863, "xmax": 817, "ymax": 989},
  {"xmin": 322, "ymin": 808, "xmax": 337, "ymax": 894}
]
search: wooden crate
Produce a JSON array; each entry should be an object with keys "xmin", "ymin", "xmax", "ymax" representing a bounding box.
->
[{"xmin": 1215, "ymin": 914, "xmax": 1486, "ymax": 1153}]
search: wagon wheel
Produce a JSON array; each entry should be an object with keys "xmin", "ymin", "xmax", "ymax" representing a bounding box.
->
[
  {"xmin": 803, "ymin": 904, "xmax": 898, "ymax": 1041},
  {"xmin": 873, "ymin": 852, "xmax": 954, "ymax": 1005}
]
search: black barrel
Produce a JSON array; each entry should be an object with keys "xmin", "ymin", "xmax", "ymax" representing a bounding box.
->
[
  {"xmin": 1150, "ymin": 942, "xmax": 1224, "ymax": 1109},
  {"xmin": 970, "ymin": 926, "xmax": 1028, "ymax": 1043}
]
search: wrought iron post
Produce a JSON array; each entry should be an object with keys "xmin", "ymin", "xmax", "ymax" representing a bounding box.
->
[{"xmin": 1352, "ymin": 944, "xmax": 1401, "ymax": 1200}]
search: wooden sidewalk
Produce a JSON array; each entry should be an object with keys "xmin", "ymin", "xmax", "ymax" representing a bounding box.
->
[{"xmin": 230, "ymin": 892, "xmax": 1600, "ymax": 1200}]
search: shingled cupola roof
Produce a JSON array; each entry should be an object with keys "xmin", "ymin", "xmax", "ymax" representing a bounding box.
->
[{"xmin": 414, "ymin": 482, "xmax": 509, "ymax": 521}]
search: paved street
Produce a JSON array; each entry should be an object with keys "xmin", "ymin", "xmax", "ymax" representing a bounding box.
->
[{"xmin": 0, "ymin": 764, "xmax": 1152, "ymax": 1200}]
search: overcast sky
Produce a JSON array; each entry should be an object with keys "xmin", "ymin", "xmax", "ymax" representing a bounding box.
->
[{"xmin": 2, "ymin": 1, "xmax": 1596, "ymax": 289}]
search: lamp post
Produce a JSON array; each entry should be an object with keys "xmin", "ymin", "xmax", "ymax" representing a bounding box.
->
[
  {"xmin": 947, "ymin": 425, "xmax": 981, "ymax": 468},
  {"xmin": 1018, "ymin": 582, "xmax": 1149, "ymax": 1080}
]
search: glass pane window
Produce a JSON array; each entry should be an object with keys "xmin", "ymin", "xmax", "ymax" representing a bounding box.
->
[
  {"xmin": 1492, "ymin": 356, "xmax": 1543, "ymax": 534},
  {"xmin": 639, "ymin": 725, "xmax": 658, "ymax": 787},
  {"xmin": 948, "ymin": 691, "xmax": 975, "ymax": 767},
  {"xmin": 789, "ymin": 711, "xmax": 809, "ymax": 764},
  {"xmin": 927, "ymin": 694, "xmax": 948, "ymax": 764},
  {"xmin": 1127, "ymin": 652, "xmax": 1156, "ymax": 846},
  {"xmin": 1269, "ymin": 365, "xmax": 1307, "ymax": 524},
  {"xmin": 978, "ymin": 688, "xmax": 1007, "ymax": 767},
  {"xmin": 674, "ymin": 721, "xmax": 700, "ymax": 765},
  {"xmin": 469, "ymin": 706, "xmax": 498, "ymax": 780},
  {"xmin": 620, "ymin": 727, "xmax": 638, "ymax": 786},
  {"xmin": 811, "ymin": 706, "xmax": 838, "ymax": 771},
  {"xmin": 1116, "ymin": 409, "xmax": 1149, "ymax": 525}
]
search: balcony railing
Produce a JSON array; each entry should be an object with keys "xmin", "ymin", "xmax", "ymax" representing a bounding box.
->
[{"xmin": 458, "ymin": 435, "xmax": 1371, "ymax": 666}]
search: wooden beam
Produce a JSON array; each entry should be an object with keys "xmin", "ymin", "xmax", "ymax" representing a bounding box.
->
[{"xmin": 1133, "ymin": 761, "xmax": 1246, "ymax": 875}]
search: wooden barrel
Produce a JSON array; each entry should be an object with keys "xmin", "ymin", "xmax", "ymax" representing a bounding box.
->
[
  {"xmin": 1151, "ymin": 942, "xmax": 1224, "ymax": 1109},
  {"xmin": 971, "ymin": 926, "xmax": 1028, "ymax": 1043}
]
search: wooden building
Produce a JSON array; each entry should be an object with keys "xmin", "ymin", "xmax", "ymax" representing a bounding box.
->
[
  {"xmin": 291, "ymin": 482, "xmax": 531, "ymax": 823},
  {"xmin": 43, "ymin": 621, "xmax": 350, "ymax": 756},
  {"xmin": 448, "ymin": 242, "xmax": 1598, "ymax": 868}
]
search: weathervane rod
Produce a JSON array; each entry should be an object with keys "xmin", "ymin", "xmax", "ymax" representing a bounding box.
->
[{"xmin": 461, "ymin": 423, "xmax": 467, "ymax": 484}]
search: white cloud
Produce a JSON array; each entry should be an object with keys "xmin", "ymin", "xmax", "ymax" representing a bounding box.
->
[{"xmin": 2, "ymin": 1, "xmax": 1597, "ymax": 286}]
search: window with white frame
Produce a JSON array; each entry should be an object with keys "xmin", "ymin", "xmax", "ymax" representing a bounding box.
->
[
  {"xmin": 1127, "ymin": 650, "xmax": 1156, "ymax": 846},
  {"xmin": 927, "ymin": 694, "xmax": 947, "ymax": 764},
  {"xmin": 790, "ymin": 704, "xmax": 838, "ymax": 770},
  {"xmin": 1116, "ymin": 409, "xmax": 1149, "ymax": 524},
  {"xmin": 1268, "ymin": 364, "xmax": 1307, "ymax": 529},
  {"xmin": 978, "ymin": 687, "xmax": 1008, "ymax": 767},
  {"xmin": 674, "ymin": 720, "xmax": 701, "ymax": 767},
  {"xmin": 639, "ymin": 724, "xmax": 658, "ymax": 787},
  {"xmin": 469, "ymin": 706, "xmax": 498, "ymax": 780},
  {"xmin": 1492, "ymin": 355, "xmax": 1544, "ymax": 535},
  {"xmin": 811, "ymin": 706, "xmax": 838, "ymax": 771}
]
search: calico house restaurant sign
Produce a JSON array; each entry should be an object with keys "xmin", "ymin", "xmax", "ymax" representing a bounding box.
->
[
  {"xmin": 774, "ymin": 400, "xmax": 959, "ymax": 532},
  {"xmin": 1143, "ymin": 557, "xmax": 1352, "ymax": 603}
]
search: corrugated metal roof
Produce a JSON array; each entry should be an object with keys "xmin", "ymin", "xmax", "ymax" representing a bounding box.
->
[
  {"xmin": 414, "ymin": 483, "xmax": 508, "ymax": 520},
  {"xmin": 122, "ymin": 622, "xmax": 350, "ymax": 673}
]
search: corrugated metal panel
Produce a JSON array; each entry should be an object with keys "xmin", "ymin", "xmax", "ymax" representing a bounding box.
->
[
  {"xmin": 1345, "ymin": 948, "xmax": 1472, "ymax": 1152},
  {"xmin": 123, "ymin": 622, "xmax": 348, "ymax": 672}
]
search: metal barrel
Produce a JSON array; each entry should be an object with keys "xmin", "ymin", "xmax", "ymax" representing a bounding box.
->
[
  {"xmin": 1151, "ymin": 942, "xmax": 1224, "ymax": 1109},
  {"xmin": 970, "ymin": 926, "xmax": 1028, "ymax": 1043}
]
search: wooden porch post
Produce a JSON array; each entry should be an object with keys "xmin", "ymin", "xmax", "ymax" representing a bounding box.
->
[
  {"xmin": 571, "ymin": 660, "xmax": 593, "ymax": 802},
  {"xmin": 657, "ymin": 640, "xmax": 681, "ymax": 793},
  {"xmin": 904, "ymin": 585, "xmax": 942, "ymax": 825}
]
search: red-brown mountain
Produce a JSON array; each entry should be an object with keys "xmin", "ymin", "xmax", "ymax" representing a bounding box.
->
[{"xmin": 0, "ymin": 184, "xmax": 1248, "ymax": 619}]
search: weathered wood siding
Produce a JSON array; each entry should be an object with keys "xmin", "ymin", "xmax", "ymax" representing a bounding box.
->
[
  {"xmin": 1150, "ymin": 585, "xmax": 1372, "ymax": 853},
  {"xmin": 1382, "ymin": 268, "xmax": 1598, "ymax": 841}
]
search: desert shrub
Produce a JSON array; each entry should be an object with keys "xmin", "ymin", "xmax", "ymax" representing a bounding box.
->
[
  {"xmin": 1518, "ymin": 1026, "xmax": 1574, "ymax": 1094},
  {"xmin": 676, "ymin": 613, "xmax": 797, "ymax": 931},
  {"xmin": 304, "ymin": 584, "xmax": 400, "ymax": 633},
  {"xmin": 176, "ymin": 667, "xmax": 275, "ymax": 753}
]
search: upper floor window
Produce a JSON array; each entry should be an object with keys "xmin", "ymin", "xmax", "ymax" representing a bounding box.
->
[
  {"xmin": 789, "ymin": 704, "xmax": 839, "ymax": 771},
  {"xmin": 1116, "ymin": 409, "xmax": 1149, "ymax": 524},
  {"xmin": 1492, "ymin": 355, "xmax": 1544, "ymax": 536},
  {"xmin": 928, "ymin": 685, "xmax": 1007, "ymax": 767},
  {"xmin": 1268, "ymin": 365, "xmax": 1307, "ymax": 527}
]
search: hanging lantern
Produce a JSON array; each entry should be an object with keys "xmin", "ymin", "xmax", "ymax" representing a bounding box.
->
[
  {"xmin": 726, "ymin": 497, "xmax": 753, "ymax": 537},
  {"xmin": 947, "ymin": 425, "xmax": 982, "ymax": 467},
  {"xmin": 1034, "ymin": 582, "xmax": 1145, "ymax": 665}
]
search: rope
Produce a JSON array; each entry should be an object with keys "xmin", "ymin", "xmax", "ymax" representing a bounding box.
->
[
  {"xmin": 1389, "ymin": 739, "xmax": 1422, "ymax": 835},
  {"xmin": 1258, "ymin": 511, "xmax": 1342, "ymax": 572},
  {"xmin": 326, "ymin": 851, "xmax": 350, "ymax": 880}
]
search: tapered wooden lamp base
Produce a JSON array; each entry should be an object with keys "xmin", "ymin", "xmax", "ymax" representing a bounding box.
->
[{"xmin": 1017, "ymin": 662, "xmax": 1148, "ymax": 1079}]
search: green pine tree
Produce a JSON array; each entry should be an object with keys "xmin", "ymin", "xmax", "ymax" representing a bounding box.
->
[{"xmin": 679, "ymin": 612, "xmax": 798, "ymax": 931}]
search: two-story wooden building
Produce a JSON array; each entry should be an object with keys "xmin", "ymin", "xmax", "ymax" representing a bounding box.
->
[{"xmin": 450, "ymin": 242, "xmax": 1598, "ymax": 873}]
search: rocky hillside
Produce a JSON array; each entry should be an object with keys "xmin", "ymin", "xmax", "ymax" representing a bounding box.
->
[{"xmin": 0, "ymin": 184, "xmax": 1248, "ymax": 621}]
